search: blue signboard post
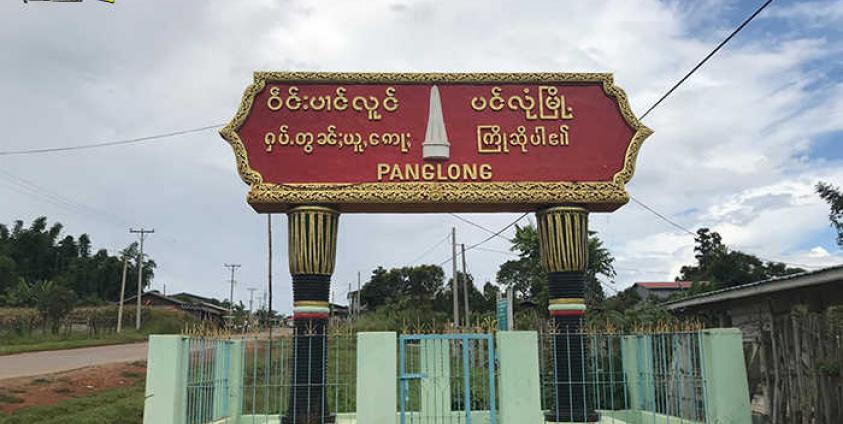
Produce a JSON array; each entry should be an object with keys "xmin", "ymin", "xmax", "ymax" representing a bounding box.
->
[
  {"xmin": 496, "ymin": 298, "xmax": 508, "ymax": 331},
  {"xmin": 496, "ymin": 287, "xmax": 513, "ymax": 331}
]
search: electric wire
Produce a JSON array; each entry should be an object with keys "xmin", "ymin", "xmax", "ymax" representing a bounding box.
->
[
  {"xmin": 0, "ymin": 169, "xmax": 218, "ymax": 268},
  {"xmin": 629, "ymin": 194, "xmax": 823, "ymax": 269},
  {"xmin": 0, "ymin": 124, "xmax": 223, "ymax": 156},
  {"xmin": 449, "ymin": 213, "xmax": 512, "ymax": 242},
  {"xmin": 437, "ymin": 212, "xmax": 529, "ymax": 267},
  {"xmin": 2, "ymin": 0, "xmax": 822, "ymax": 281},
  {"xmin": 0, "ymin": 168, "xmax": 131, "ymax": 227},
  {"xmin": 408, "ymin": 233, "xmax": 451, "ymax": 264},
  {"xmin": 639, "ymin": 0, "xmax": 774, "ymax": 120},
  {"xmin": 630, "ymin": 196, "xmax": 695, "ymax": 236}
]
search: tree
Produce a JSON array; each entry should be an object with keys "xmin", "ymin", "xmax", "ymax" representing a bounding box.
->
[
  {"xmin": 0, "ymin": 217, "xmax": 156, "ymax": 306},
  {"xmin": 360, "ymin": 265, "xmax": 446, "ymax": 311},
  {"xmin": 678, "ymin": 228, "xmax": 804, "ymax": 288},
  {"xmin": 434, "ymin": 271, "xmax": 489, "ymax": 316},
  {"xmin": 495, "ymin": 224, "xmax": 616, "ymax": 309},
  {"xmin": 816, "ymin": 181, "xmax": 843, "ymax": 248},
  {"xmin": 481, "ymin": 282, "xmax": 500, "ymax": 313},
  {"xmin": 36, "ymin": 283, "xmax": 77, "ymax": 334}
]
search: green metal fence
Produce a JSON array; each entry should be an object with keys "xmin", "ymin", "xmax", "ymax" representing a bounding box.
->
[
  {"xmin": 240, "ymin": 333, "xmax": 356, "ymax": 420},
  {"xmin": 145, "ymin": 328, "xmax": 750, "ymax": 424},
  {"xmin": 538, "ymin": 329, "xmax": 709, "ymax": 423},
  {"xmin": 185, "ymin": 338, "xmax": 235, "ymax": 423},
  {"xmin": 180, "ymin": 332, "xmax": 356, "ymax": 424}
]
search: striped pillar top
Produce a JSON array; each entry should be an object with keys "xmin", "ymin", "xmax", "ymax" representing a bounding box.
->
[{"xmin": 548, "ymin": 297, "xmax": 586, "ymax": 317}]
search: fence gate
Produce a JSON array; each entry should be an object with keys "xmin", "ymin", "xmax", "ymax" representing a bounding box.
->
[{"xmin": 399, "ymin": 334, "xmax": 497, "ymax": 424}]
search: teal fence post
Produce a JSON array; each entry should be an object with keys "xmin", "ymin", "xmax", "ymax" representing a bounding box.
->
[
  {"xmin": 620, "ymin": 334, "xmax": 655, "ymax": 412},
  {"xmin": 496, "ymin": 331, "xmax": 543, "ymax": 424},
  {"xmin": 227, "ymin": 339, "xmax": 244, "ymax": 423},
  {"xmin": 213, "ymin": 340, "xmax": 227, "ymax": 420},
  {"xmin": 357, "ymin": 332, "xmax": 397, "ymax": 424},
  {"xmin": 143, "ymin": 335, "xmax": 188, "ymax": 424},
  {"xmin": 701, "ymin": 328, "xmax": 751, "ymax": 424}
]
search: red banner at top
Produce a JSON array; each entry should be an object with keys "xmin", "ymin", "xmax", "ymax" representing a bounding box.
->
[{"xmin": 221, "ymin": 73, "xmax": 651, "ymax": 213}]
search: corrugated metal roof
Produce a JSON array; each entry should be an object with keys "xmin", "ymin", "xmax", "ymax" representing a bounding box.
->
[
  {"xmin": 664, "ymin": 264, "xmax": 843, "ymax": 308},
  {"xmin": 635, "ymin": 281, "xmax": 693, "ymax": 289}
]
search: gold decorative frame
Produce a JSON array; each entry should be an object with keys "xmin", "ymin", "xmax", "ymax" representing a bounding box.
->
[{"xmin": 219, "ymin": 72, "xmax": 652, "ymax": 213}]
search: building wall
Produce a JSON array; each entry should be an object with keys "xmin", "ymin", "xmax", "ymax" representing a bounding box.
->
[
  {"xmin": 635, "ymin": 286, "xmax": 683, "ymax": 300},
  {"xmin": 673, "ymin": 279, "xmax": 843, "ymax": 423}
]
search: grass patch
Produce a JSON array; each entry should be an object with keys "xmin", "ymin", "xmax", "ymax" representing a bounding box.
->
[
  {"xmin": 1, "ymin": 308, "xmax": 196, "ymax": 356},
  {"xmin": 0, "ymin": 393, "xmax": 23, "ymax": 405},
  {"xmin": 30, "ymin": 378, "xmax": 51, "ymax": 385},
  {"xmin": 0, "ymin": 380, "xmax": 144, "ymax": 424},
  {"xmin": 120, "ymin": 371, "xmax": 142, "ymax": 379},
  {"xmin": 0, "ymin": 332, "xmax": 148, "ymax": 356}
]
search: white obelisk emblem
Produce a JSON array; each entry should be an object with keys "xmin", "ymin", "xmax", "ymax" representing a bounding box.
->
[{"xmin": 422, "ymin": 85, "xmax": 450, "ymax": 160}]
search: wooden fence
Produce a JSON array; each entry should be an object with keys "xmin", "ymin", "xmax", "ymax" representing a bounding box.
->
[{"xmin": 749, "ymin": 308, "xmax": 843, "ymax": 423}]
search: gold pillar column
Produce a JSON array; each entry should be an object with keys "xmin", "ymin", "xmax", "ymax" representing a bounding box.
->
[
  {"xmin": 288, "ymin": 206, "xmax": 339, "ymax": 277},
  {"xmin": 536, "ymin": 206, "xmax": 596, "ymax": 423},
  {"xmin": 537, "ymin": 206, "xmax": 589, "ymax": 317},
  {"xmin": 286, "ymin": 206, "xmax": 339, "ymax": 424}
]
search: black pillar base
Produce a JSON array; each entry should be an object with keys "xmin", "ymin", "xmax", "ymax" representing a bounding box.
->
[
  {"xmin": 544, "ymin": 410, "xmax": 601, "ymax": 423},
  {"xmin": 281, "ymin": 413, "xmax": 336, "ymax": 424},
  {"xmin": 546, "ymin": 272, "xmax": 597, "ymax": 422},
  {"xmin": 286, "ymin": 274, "xmax": 333, "ymax": 424}
]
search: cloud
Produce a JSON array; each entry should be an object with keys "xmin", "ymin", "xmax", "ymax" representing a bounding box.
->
[
  {"xmin": 767, "ymin": 0, "xmax": 843, "ymax": 26},
  {"xmin": 0, "ymin": 0, "xmax": 841, "ymax": 312}
]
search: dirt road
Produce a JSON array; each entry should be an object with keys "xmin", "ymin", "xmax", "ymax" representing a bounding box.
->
[{"xmin": 0, "ymin": 342, "xmax": 148, "ymax": 381}]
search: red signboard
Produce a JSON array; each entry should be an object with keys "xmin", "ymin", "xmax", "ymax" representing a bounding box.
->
[{"xmin": 221, "ymin": 73, "xmax": 651, "ymax": 213}]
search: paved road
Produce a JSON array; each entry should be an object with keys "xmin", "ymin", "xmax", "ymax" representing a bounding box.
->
[{"xmin": 0, "ymin": 342, "xmax": 148, "ymax": 381}]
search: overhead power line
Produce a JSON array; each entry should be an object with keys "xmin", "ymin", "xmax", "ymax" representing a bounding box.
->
[
  {"xmin": 0, "ymin": 124, "xmax": 223, "ymax": 156},
  {"xmin": 0, "ymin": 168, "xmax": 130, "ymax": 227},
  {"xmin": 438, "ymin": 213, "xmax": 529, "ymax": 267},
  {"xmin": 639, "ymin": 0, "xmax": 774, "ymax": 120},
  {"xmin": 630, "ymin": 196, "xmax": 695, "ymax": 236},
  {"xmin": 408, "ymin": 233, "xmax": 451, "ymax": 264},
  {"xmin": 474, "ymin": 246, "xmax": 518, "ymax": 256},
  {"xmin": 629, "ymin": 195, "xmax": 823, "ymax": 269},
  {"xmin": 627, "ymin": 1, "xmax": 823, "ymax": 271},
  {"xmin": 449, "ymin": 213, "xmax": 512, "ymax": 242}
]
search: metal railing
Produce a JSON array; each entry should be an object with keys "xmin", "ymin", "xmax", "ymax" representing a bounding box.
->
[
  {"xmin": 241, "ymin": 332, "xmax": 356, "ymax": 421},
  {"xmin": 398, "ymin": 333, "xmax": 497, "ymax": 424},
  {"xmin": 185, "ymin": 337, "xmax": 236, "ymax": 424},
  {"xmin": 538, "ymin": 328, "xmax": 708, "ymax": 423},
  {"xmin": 182, "ymin": 331, "xmax": 356, "ymax": 424}
]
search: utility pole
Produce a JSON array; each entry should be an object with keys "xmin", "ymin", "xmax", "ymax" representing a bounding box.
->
[
  {"xmin": 247, "ymin": 288, "xmax": 257, "ymax": 314},
  {"xmin": 451, "ymin": 227, "xmax": 460, "ymax": 327},
  {"xmin": 267, "ymin": 214, "xmax": 273, "ymax": 335},
  {"xmin": 224, "ymin": 263, "xmax": 241, "ymax": 317},
  {"xmin": 461, "ymin": 243, "xmax": 470, "ymax": 328},
  {"xmin": 247, "ymin": 287, "xmax": 257, "ymax": 332},
  {"xmin": 130, "ymin": 228, "xmax": 154, "ymax": 331},
  {"xmin": 117, "ymin": 254, "xmax": 128, "ymax": 333},
  {"xmin": 357, "ymin": 271, "xmax": 361, "ymax": 318}
]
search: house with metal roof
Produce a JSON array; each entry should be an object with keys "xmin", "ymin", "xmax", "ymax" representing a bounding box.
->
[
  {"xmin": 664, "ymin": 265, "xmax": 843, "ymax": 422},
  {"xmin": 632, "ymin": 281, "xmax": 693, "ymax": 300}
]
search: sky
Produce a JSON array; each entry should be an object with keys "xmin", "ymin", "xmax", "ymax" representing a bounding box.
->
[{"xmin": 0, "ymin": 0, "xmax": 841, "ymax": 313}]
